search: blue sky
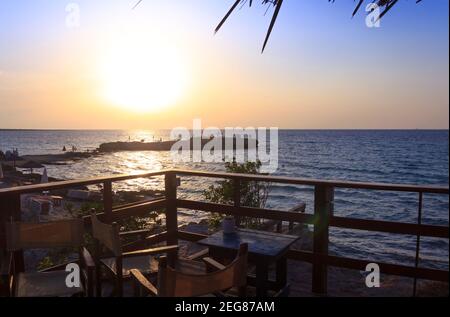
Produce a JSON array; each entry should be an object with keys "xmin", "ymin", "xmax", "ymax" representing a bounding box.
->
[{"xmin": 0, "ymin": 0, "xmax": 448, "ymax": 129}]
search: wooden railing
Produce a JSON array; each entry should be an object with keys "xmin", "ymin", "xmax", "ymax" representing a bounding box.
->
[{"xmin": 0, "ymin": 169, "xmax": 448, "ymax": 296}]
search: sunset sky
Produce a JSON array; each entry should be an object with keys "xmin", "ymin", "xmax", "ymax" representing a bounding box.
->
[{"xmin": 0, "ymin": 0, "xmax": 448, "ymax": 129}]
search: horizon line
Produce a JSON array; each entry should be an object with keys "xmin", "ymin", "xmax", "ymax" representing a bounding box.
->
[{"xmin": 0, "ymin": 128, "xmax": 449, "ymax": 132}]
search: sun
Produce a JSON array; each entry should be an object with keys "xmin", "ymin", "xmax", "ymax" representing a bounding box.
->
[{"xmin": 98, "ymin": 41, "xmax": 187, "ymax": 113}]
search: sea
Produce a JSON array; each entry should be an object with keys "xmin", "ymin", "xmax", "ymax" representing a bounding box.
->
[{"xmin": 0, "ymin": 129, "xmax": 448, "ymax": 270}]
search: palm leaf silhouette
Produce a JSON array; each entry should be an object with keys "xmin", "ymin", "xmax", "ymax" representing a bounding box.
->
[{"xmin": 133, "ymin": 0, "xmax": 423, "ymax": 52}]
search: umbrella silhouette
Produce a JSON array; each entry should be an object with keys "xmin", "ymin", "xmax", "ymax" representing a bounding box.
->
[{"xmin": 41, "ymin": 168, "xmax": 49, "ymax": 184}]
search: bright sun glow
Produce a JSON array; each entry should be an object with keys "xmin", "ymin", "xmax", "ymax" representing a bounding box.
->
[{"xmin": 99, "ymin": 39, "xmax": 187, "ymax": 113}]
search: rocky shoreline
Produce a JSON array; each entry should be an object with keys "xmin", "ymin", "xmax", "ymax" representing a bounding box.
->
[{"xmin": 1, "ymin": 151, "xmax": 97, "ymax": 168}]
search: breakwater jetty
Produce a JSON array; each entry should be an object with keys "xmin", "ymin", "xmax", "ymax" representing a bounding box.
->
[{"xmin": 98, "ymin": 137, "xmax": 258, "ymax": 152}]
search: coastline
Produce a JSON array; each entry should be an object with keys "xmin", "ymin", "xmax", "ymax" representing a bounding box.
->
[{"xmin": 1, "ymin": 152, "xmax": 96, "ymax": 168}]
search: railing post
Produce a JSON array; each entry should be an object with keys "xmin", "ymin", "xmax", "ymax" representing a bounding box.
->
[
  {"xmin": 103, "ymin": 181, "xmax": 113, "ymax": 223},
  {"xmin": 0, "ymin": 196, "xmax": 8, "ymax": 296},
  {"xmin": 0, "ymin": 196, "xmax": 8, "ymax": 251},
  {"xmin": 312, "ymin": 185, "xmax": 334, "ymax": 295},
  {"xmin": 233, "ymin": 179, "xmax": 241, "ymax": 227},
  {"xmin": 165, "ymin": 172, "xmax": 178, "ymax": 247},
  {"xmin": 0, "ymin": 194, "xmax": 24, "ymax": 276},
  {"xmin": 413, "ymin": 192, "xmax": 423, "ymax": 297}
]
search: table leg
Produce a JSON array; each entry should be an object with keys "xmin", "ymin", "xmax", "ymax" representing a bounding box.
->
[
  {"xmin": 276, "ymin": 256, "xmax": 287, "ymax": 289},
  {"xmin": 256, "ymin": 261, "xmax": 269, "ymax": 297}
]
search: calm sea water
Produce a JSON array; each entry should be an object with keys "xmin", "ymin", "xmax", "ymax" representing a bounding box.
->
[{"xmin": 1, "ymin": 129, "xmax": 448, "ymax": 269}]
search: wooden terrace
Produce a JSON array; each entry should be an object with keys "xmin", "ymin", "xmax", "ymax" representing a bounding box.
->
[{"xmin": 0, "ymin": 169, "xmax": 448, "ymax": 297}]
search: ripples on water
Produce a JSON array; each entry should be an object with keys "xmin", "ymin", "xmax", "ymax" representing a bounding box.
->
[{"xmin": 0, "ymin": 129, "xmax": 448, "ymax": 269}]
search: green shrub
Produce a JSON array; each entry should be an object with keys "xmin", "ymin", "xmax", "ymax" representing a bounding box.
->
[{"xmin": 203, "ymin": 160, "xmax": 270, "ymax": 229}]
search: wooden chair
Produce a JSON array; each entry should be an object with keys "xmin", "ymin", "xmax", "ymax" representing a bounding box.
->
[
  {"xmin": 130, "ymin": 243, "xmax": 248, "ymax": 297},
  {"xmin": 90, "ymin": 214, "xmax": 178, "ymax": 297},
  {"xmin": 5, "ymin": 219, "xmax": 95, "ymax": 297}
]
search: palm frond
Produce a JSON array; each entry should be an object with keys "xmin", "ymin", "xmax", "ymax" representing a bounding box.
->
[
  {"xmin": 133, "ymin": 0, "xmax": 423, "ymax": 53},
  {"xmin": 215, "ymin": 0, "xmax": 420, "ymax": 52}
]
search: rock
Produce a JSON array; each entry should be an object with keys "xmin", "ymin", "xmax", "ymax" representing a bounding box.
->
[{"xmin": 67, "ymin": 189, "xmax": 91, "ymax": 200}]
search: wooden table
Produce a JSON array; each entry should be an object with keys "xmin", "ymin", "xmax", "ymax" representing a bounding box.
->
[{"xmin": 198, "ymin": 229, "xmax": 300, "ymax": 297}]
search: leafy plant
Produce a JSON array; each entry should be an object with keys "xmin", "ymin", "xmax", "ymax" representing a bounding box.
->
[
  {"xmin": 79, "ymin": 202, "xmax": 103, "ymax": 216},
  {"xmin": 64, "ymin": 202, "xmax": 75, "ymax": 216},
  {"xmin": 37, "ymin": 248, "xmax": 72, "ymax": 271},
  {"xmin": 203, "ymin": 160, "xmax": 270, "ymax": 229},
  {"xmin": 37, "ymin": 256, "xmax": 54, "ymax": 271}
]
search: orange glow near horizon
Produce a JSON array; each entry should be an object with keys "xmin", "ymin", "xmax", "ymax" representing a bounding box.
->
[{"xmin": 0, "ymin": 1, "xmax": 448, "ymax": 130}]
